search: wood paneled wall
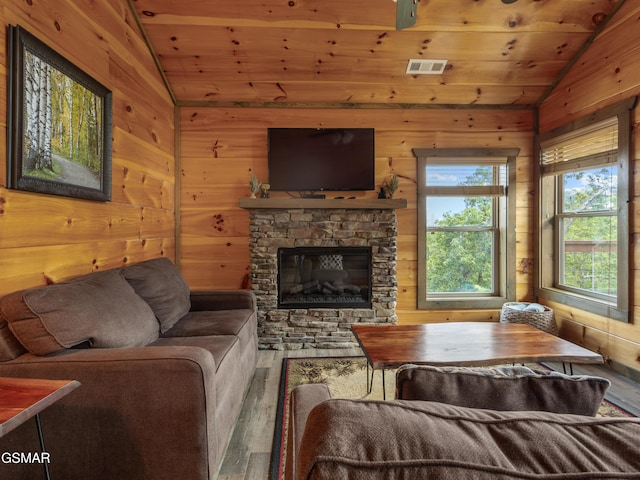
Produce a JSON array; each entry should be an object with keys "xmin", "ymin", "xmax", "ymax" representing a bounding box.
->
[
  {"xmin": 537, "ymin": 1, "xmax": 640, "ymax": 373},
  {"xmin": 0, "ymin": 0, "xmax": 175, "ymax": 296},
  {"xmin": 5, "ymin": 0, "xmax": 635, "ymax": 374},
  {"xmin": 179, "ymin": 107, "xmax": 534, "ymax": 324}
]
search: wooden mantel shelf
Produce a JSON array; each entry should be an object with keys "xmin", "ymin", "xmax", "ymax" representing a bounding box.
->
[{"xmin": 239, "ymin": 198, "xmax": 407, "ymax": 210}]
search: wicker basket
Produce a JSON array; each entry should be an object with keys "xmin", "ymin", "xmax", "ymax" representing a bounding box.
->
[{"xmin": 500, "ymin": 302, "xmax": 558, "ymax": 336}]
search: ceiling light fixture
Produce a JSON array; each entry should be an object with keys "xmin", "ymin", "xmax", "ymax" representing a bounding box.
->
[{"xmin": 395, "ymin": 0, "xmax": 417, "ymax": 30}]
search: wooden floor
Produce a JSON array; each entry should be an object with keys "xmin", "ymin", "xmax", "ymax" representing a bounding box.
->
[{"xmin": 216, "ymin": 347, "xmax": 640, "ymax": 480}]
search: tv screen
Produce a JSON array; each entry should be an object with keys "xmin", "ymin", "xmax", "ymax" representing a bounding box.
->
[{"xmin": 267, "ymin": 128, "xmax": 375, "ymax": 192}]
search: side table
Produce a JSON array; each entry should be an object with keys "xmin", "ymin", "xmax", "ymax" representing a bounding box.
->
[{"xmin": 0, "ymin": 377, "xmax": 81, "ymax": 480}]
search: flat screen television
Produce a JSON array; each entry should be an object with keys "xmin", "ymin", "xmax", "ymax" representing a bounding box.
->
[{"xmin": 267, "ymin": 128, "xmax": 375, "ymax": 192}]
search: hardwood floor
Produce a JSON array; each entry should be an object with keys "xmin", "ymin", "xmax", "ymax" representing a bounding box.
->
[
  {"xmin": 217, "ymin": 347, "xmax": 640, "ymax": 480},
  {"xmin": 216, "ymin": 348, "xmax": 360, "ymax": 480}
]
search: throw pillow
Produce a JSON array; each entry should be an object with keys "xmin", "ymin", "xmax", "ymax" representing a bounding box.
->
[
  {"xmin": 121, "ymin": 257, "xmax": 191, "ymax": 333},
  {"xmin": 0, "ymin": 309, "xmax": 27, "ymax": 361},
  {"xmin": 396, "ymin": 364, "xmax": 611, "ymax": 416},
  {"xmin": 2, "ymin": 269, "xmax": 159, "ymax": 355}
]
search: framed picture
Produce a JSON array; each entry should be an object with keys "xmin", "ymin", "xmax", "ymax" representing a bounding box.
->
[{"xmin": 7, "ymin": 25, "xmax": 112, "ymax": 202}]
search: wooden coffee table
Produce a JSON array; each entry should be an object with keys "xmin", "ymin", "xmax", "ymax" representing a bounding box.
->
[
  {"xmin": 0, "ymin": 377, "xmax": 80, "ymax": 480},
  {"xmin": 352, "ymin": 322, "xmax": 604, "ymax": 398}
]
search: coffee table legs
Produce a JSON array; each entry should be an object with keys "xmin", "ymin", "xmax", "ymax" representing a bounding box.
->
[
  {"xmin": 365, "ymin": 360, "xmax": 376, "ymax": 394},
  {"xmin": 365, "ymin": 360, "xmax": 387, "ymax": 400},
  {"xmin": 35, "ymin": 413, "xmax": 50, "ymax": 480}
]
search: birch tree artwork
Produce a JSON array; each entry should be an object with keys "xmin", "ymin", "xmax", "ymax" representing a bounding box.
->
[
  {"xmin": 22, "ymin": 49, "xmax": 103, "ymax": 190},
  {"xmin": 8, "ymin": 25, "xmax": 112, "ymax": 201}
]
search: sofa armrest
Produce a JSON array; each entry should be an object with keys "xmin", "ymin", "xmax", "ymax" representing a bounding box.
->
[
  {"xmin": 286, "ymin": 384, "xmax": 332, "ymax": 480},
  {"xmin": 190, "ymin": 290, "xmax": 257, "ymax": 311},
  {"xmin": 0, "ymin": 346, "xmax": 217, "ymax": 480},
  {"xmin": 296, "ymin": 399, "xmax": 640, "ymax": 479}
]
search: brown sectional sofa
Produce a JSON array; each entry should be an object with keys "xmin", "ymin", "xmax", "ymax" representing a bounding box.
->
[
  {"xmin": 287, "ymin": 365, "xmax": 640, "ymax": 480},
  {"xmin": 0, "ymin": 257, "xmax": 257, "ymax": 480}
]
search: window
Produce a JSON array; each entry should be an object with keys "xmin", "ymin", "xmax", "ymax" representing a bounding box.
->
[
  {"xmin": 536, "ymin": 98, "xmax": 635, "ymax": 322},
  {"xmin": 413, "ymin": 148, "xmax": 519, "ymax": 309}
]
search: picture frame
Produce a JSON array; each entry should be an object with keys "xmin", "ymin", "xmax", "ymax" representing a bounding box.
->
[{"xmin": 7, "ymin": 25, "xmax": 112, "ymax": 202}]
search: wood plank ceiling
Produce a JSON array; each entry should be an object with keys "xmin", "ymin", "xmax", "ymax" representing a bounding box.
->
[{"xmin": 130, "ymin": 0, "xmax": 622, "ymax": 107}]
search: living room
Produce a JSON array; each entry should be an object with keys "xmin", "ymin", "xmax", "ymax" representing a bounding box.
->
[{"xmin": 0, "ymin": 0, "xmax": 639, "ymax": 478}]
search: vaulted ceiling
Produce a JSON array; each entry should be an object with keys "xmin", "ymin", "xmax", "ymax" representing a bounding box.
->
[{"xmin": 130, "ymin": 0, "xmax": 623, "ymax": 107}]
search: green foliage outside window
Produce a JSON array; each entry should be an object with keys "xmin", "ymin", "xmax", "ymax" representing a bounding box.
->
[
  {"xmin": 427, "ymin": 229, "xmax": 493, "ymax": 293},
  {"xmin": 560, "ymin": 167, "xmax": 617, "ymax": 297},
  {"xmin": 426, "ymin": 166, "xmax": 496, "ymax": 294}
]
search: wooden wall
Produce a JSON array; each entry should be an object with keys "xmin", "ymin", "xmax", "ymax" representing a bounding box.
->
[
  {"xmin": 0, "ymin": 0, "xmax": 175, "ymax": 296},
  {"xmin": 537, "ymin": 1, "xmax": 640, "ymax": 374},
  {"xmin": 5, "ymin": 0, "xmax": 634, "ymax": 374},
  {"xmin": 179, "ymin": 107, "xmax": 534, "ymax": 324}
]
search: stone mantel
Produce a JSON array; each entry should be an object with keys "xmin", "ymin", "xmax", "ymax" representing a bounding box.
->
[{"xmin": 239, "ymin": 197, "xmax": 407, "ymax": 210}]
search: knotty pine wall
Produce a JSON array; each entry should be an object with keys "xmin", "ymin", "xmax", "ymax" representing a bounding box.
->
[
  {"xmin": 0, "ymin": 0, "xmax": 175, "ymax": 297},
  {"xmin": 537, "ymin": 1, "xmax": 640, "ymax": 374},
  {"xmin": 179, "ymin": 107, "xmax": 534, "ymax": 325}
]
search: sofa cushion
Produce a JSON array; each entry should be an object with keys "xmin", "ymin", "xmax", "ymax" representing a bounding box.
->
[
  {"xmin": 2, "ymin": 270, "xmax": 159, "ymax": 355},
  {"xmin": 0, "ymin": 310, "xmax": 27, "ymax": 361},
  {"xmin": 150, "ymin": 335, "xmax": 238, "ymax": 373},
  {"xmin": 161, "ymin": 309, "xmax": 255, "ymax": 338},
  {"xmin": 297, "ymin": 399, "xmax": 640, "ymax": 480},
  {"xmin": 121, "ymin": 257, "xmax": 191, "ymax": 333},
  {"xmin": 396, "ymin": 364, "xmax": 610, "ymax": 416}
]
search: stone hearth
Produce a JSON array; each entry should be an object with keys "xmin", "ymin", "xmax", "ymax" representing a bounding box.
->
[{"xmin": 241, "ymin": 198, "xmax": 404, "ymax": 350}]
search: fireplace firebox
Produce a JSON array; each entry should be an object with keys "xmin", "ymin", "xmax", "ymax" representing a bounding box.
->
[{"xmin": 277, "ymin": 247, "xmax": 372, "ymax": 309}]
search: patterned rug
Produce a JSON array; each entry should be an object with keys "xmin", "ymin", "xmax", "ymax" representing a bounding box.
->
[{"xmin": 269, "ymin": 356, "xmax": 635, "ymax": 480}]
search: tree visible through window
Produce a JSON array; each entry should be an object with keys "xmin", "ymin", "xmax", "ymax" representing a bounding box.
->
[
  {"xmin": 536, "ymin": 97, "xmax": 634, "ymax": 322},
  {"xmin": 426, "ymin": 165, "xmax": 499, "ymax": 294},
  {"xmin": 559, "ymin": 167, "xmax": 617, "ymax": 297},
  {"xmin": 413, "ymin": 148, "xmax": 519, "ymax": 310}
]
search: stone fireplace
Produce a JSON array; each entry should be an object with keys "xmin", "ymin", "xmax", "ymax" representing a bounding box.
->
[{"xmin": 240, "ymin": 198, "xmax": 405, "ymax": 350}]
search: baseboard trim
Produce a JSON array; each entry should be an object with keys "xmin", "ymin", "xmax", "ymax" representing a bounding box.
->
[{"xmin": 608, "ymin": 359, "xmax": 640, "ymax": 385}]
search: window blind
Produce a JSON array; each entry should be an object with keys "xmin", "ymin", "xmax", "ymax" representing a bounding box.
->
[{"xmin": 540, "ymin": 117, "xmax": 618, "ymax": 171}]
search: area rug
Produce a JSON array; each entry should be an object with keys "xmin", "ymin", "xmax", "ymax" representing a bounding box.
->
[{"xmin": 269, "ymin": 356, "xmax": 636, "ymax": 480}]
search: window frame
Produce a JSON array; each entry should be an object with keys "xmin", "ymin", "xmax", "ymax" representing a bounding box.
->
[
  {"xmin": 413, "ymin": 148, "xmax": 520, "ymax": 310},
  {"xmin": 534, "ymin": 98, "xmax": 636, "ymax": 322}
]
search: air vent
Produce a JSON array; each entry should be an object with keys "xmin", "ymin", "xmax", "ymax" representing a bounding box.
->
[{"xmin": 406, "ymin": 59, "xmax": 448, "ymax": 75}]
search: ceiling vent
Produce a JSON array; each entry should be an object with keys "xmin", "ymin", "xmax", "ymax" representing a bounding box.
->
[{"xmin": 406, "ymin": 59, "xmax": 448, "ymax": 75}]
